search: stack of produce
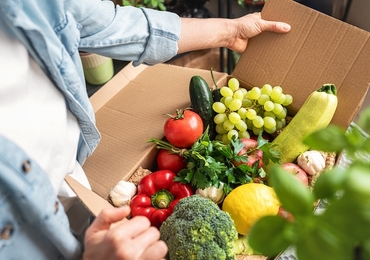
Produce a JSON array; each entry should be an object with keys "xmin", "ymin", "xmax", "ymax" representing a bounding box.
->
[{"xmin": 109, "ymin": 72, "xmax": 340, "ymax": 260}]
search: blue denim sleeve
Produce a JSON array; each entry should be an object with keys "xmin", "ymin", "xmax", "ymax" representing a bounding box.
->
[{"xmin": 71, "ymin": 0, "xmax": 181, "ymax": 66}]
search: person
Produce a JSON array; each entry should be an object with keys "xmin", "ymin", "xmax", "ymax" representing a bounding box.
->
[{"xmin": 0, "ymin": 0, "xmax": 291, "ymax": 259}]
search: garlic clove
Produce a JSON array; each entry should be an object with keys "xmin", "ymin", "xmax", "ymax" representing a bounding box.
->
[
  {"xmin": 297, "ymin": 150, "xmax": 326, "ymax": 176},
  {"xmin": 109, "ymin": 180, "xmax": 137, "ymax": 207}
]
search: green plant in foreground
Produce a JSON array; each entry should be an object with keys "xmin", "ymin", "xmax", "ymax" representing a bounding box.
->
[{"xmin": 248, "ymin": 107, "xmax": 370, "ymax": 260}]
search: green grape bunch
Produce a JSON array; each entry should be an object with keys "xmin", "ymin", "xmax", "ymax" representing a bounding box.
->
[{"xmin": 212, "ymin": 77, "xmax": 293, "ymax": 143}]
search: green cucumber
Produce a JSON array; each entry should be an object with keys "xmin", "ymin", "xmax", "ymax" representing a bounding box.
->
[{"xmin": 189, "ymin": 75, "xmax": 216, "ymax": 139}]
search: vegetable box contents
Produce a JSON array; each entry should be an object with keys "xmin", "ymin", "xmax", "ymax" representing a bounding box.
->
[{"xmin": 110, "ymin": 74, "xmax": 340, "ymax": 259}]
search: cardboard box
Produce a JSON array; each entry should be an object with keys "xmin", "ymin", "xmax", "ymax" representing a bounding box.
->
[{"xmin": 67, "ymin": 0, "xmax": 370, "ymax": 255}]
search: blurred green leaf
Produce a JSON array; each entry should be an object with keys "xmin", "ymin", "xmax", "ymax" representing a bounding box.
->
[
  {"xmin": 248, "ymin": 215, "xmax": 292, "ymax": 256},
  {"xmin": 357, "ymin": 107, "xmax": 370, "ymax": 134},
  {"xmin": 312, "ymin": 167, "xmax": 346, "ymax": 201},
  {"xmin": 296, "ymin": 223, "xmax": 354, "ymax": 260},
  {"xmin": 303, "ymin": 125, "xmax": 348, "ymax": 152},
  {"xmin": 269, "ymin": 164, "xmax": 314, "ymax": 216}
]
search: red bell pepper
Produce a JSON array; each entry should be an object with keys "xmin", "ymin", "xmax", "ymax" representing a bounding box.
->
[{"xmin": 130, "ymin": 169, "xmax": 193, "ymax": 228}]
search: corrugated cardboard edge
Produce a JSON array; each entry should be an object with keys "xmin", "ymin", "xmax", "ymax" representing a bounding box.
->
[
  {"xmin": 65, "ymin": 175, "xmax": 113, "ymax": 217},
  {"xmin": 89, "ymin": 62, "xmax": 147, "ymax": 113}
]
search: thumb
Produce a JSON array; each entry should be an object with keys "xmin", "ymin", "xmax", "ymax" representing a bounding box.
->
[
  {"xmin": 89, "ymin": 206, "xmax": 131, "ymax": 232},
  {"xmin": 261, "ymin": 20, "xmax": 291, "ymax": 33}
]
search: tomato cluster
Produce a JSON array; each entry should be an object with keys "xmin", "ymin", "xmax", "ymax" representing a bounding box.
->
[{"xmin": 157, "ymin": 109, "xmax": 203, "ymax": 173}]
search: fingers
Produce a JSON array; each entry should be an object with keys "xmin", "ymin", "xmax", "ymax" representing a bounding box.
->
[
  {"xmin": 262, "ymin": 20, "xmax": 291, "ymax": 33},
  {"xmin": 125, "ymin": 225, "xmax": 168, "ymax": 260},
  {"xmin": 88, "ymin": 206, "xmax": 131, "ymax": 233},
  {"xmin": 140, "ymin": 239, "xmax": 168, "ymax": 260},
  {"xmin": 114, "ymin": 215, "xmax": 152, "ymax": 238},
  {"xmin": 109, "ymin": 217, "xmax": 168, "ymax": 259}
]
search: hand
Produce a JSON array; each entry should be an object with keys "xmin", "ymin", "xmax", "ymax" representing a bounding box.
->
[
  {"xmin": 83, "ymin": 206, "xmax": 168, "ymax": 260},
  {"xmin": 228, "ymin": 12, "xmax": 291, "ymax": 53},
  {"xmin": 178, "ymin": 13, "xmax": 290, "ymax": 54}
]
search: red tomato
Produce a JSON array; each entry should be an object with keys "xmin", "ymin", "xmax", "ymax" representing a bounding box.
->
[
  {"xmin": 156, "ymin": 149, "xmax": 187, "ymax": 174},
  {"xmin": 164, "ymin": 109, "xmax": 203, "ymax": 148}
]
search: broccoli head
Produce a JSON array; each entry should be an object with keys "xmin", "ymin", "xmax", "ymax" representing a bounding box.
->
[{"xmin": 159, "ymin": 195, "xmax": 238, "ymax": 260}]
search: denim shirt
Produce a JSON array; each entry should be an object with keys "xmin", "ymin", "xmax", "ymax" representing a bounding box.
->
[{"xmin": 0, "ymin": 0, "xmax": 180, "ymax": 259}]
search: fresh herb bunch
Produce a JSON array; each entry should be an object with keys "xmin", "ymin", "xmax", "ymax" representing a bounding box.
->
[
  {"xmin": 248, "ymin": 107, "xmax": 370, "ymax": 260},
  {"xmin": 148, "ymin": 128, "xmax": 281, "ymax": 195}
]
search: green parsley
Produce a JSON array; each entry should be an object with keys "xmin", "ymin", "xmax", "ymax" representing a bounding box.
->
[{"xmin": 148, "ymin": 128, "xmax": 281, "ymax": 195}]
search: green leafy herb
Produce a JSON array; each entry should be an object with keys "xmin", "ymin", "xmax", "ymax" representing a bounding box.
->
[
  {"xmin": 248, "ymin": 107, "xmax": 370, "ymax": 260},
  {"xmin": 148, "ymin": 128, "xmax": 280, "ymax": 195}
]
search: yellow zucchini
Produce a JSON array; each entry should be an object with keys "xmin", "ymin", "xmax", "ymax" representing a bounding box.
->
[{"xmin": 270, "ymin": 84, "xmax": 338, "ymax": 164}]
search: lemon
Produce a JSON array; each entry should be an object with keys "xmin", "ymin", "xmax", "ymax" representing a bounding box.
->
[{"xmin": 222, "ymin": 183, "xmax": 280, "ymax": 236}]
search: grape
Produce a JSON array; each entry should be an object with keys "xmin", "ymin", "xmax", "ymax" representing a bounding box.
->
[
  {"xmin": 261, "ymin": 84, "xmax": 272, "ymax": 95},
  {"xmin": 264, "ymin": 111, "xmax": 276, "ymax": 119},
  {"xmin": 275, "ymin": 93, "xmax": 286, "ymax": 104},
  {"xmin": 228, "ymin": 78, "xmax": 240, "ymax": 91},
  {"xmin": 228, "ymin": 99, "xmax": 242, "ymax": 111},
  {"xmin": 227, "ymin": 130, "xmax": 239, "ymax": 140},
  {"xmin": 270, "ymin": 86, "xmax": 283, "ymax": 101},
  {"xmin": 220, "ymin": 86, "xmax": 233, "ymax": 97},
  {"xmin": 276, "ymin": 109, "xmax": 287, "ymax": 120},
  {"xmin": 239, "ymin": 88, "xmax": 248, "ymax": 96},
  {"xmin": 276, "ymin": 118, "xmax": 286, "ymax": 130},
  {"xmin": 212, "ymin": 102, "xmax": 226, "ymax": 113},
  {"xmin": 248, "ymin": 87, "xmax": 261, "ymax": 100},
  {"xmin": 233, "ymin": 89, "xmax": 245, "ymax": 100},
  {"xmin": 246, "ymin": 109, "xmax": 257, "ymax": 120},
  {"xmin": 214, "ymin": 113, "xmax": 228, "ymax": 124},
  {"xmin": 252, "ymin": 126, "xmax": 263, "ymax": 136},
  {"xmin": 221, "ymin": 134, "xmax": 230, "ymax": 144},
  {"xmin": 257, "ymin": 94, "xmax": 270, "ymax": 105},
  {"xmin": 263, "ymin": 116, "xmax": 276, "ymax": 129},
  {"xmin": 215, "ymin": 124, "xmax": 228, "ymax": 134},
  {"xmin": 264, "ymin": 100, "xmax": 274, "ymax": 112},
  {"xmin": 215, "ymin": 134, "xmax": 223, "ymax": 142},
  {"xmin": 264, "ymin": 126, "xmax": 276, "ymax": 134},
  {"xmin": 238, "ymin": 130, "xmax": 250, "ymax": 139},
  {"xmin": 229, "ymin": 112, "xmax": 241, "ymax": 124},
  {"xmin": 272, "ymin": 103, "xmax": 284, "ymax": 115},
  {"xmin": 235, "ymin": 120, "xmax": 247, "ymax": 132},
  {"xmin": 238, "ymin": 107, "xmax": 247, "ymax": 119},
  {"xmin": 242, "ymin": 98, "xmax": 254, "ymax": 107},
  {"xmin": 283, "ymin": 94, "xmax": 293, "ymax": 106},
  {"xmin": 211, "ymin": 82, "xmax": 291, "ymax": 136},
  {"xmin": 224, "ymin": 96, "xmax": 233, "ymax": 108},
  {"xmin": 246, "ymin": 119, "xmax": 254, "ymax": 129},
  {"xmin": 252, "ymin": 116, "xmax": 264, "ymax": 128},
  {"xmin": 223, "ymin": 120, "xmax": 235, "ymax": 131}
]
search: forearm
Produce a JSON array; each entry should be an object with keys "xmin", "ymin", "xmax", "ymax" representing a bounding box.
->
[
  {"xmin": 178, "ymin": 17, "xmax": 235, "ymax": 54},
  {"xmin": 178, "ymin": 13, "xmax": 291, "ymax": 54}
]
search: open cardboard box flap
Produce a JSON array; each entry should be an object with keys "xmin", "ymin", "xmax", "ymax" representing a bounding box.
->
[
  {"xmin": 235, "ymin": 0, "xmax": 370, "ymax": 127},
  {"xmin": 70, "ymin": 0, "xmax": 370, "ymax": 216}
]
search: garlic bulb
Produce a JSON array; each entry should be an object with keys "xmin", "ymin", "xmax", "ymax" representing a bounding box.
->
[
  {"xmin": 109, "ymin": 180, "xmax": 137, "ymax": 207},
  {"xmin": 196, "ymin": 183, "xmax": 225, "ymax": 204},
  {"xmin": 297, "ymin": 150, "xmax": 326, "ymax": 176}
]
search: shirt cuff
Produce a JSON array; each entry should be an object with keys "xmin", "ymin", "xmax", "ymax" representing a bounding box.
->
[{"xmin": 133, "ymin": 8, "xmax": 181, "ymax": 66}]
